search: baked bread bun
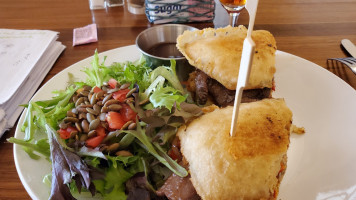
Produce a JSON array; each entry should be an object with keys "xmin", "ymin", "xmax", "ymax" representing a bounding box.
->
[
  {"xmin": 177, "ymin": 99, "xmax": 292, "ymax": 200},
  {"xmin": 176, "ymin": 25, "xmax": 276, "ymax": 90}
]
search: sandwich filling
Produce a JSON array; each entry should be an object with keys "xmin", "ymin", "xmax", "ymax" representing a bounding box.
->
[{"xmin": 188, "ymin": 70, "xmax": 272, "ymax": 107}]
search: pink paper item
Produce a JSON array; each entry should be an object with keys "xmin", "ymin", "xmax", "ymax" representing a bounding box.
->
[{"xmin": 73, "ymin": 24, "xmax": 98, "ymax": 46}]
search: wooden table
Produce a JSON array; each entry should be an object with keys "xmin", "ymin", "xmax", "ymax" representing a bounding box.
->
[{"xmin": 1, "ymin": 0, "xmax": 356, "ymax": 199}]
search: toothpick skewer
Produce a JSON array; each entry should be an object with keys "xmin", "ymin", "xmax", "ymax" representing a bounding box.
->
[{"xmin": 230, "ymin": 0, "xmax": 259, "ymax": 137}]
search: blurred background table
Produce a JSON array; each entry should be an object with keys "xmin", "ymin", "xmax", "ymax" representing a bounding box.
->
[{"xmin": 1, "ymin": 0, "xmax": 356, "ymax": 199}]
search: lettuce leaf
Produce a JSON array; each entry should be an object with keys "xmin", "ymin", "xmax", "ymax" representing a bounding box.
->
[{"xmin": 149, "ymin": 86, "xmax": 186, "ymax": 112}]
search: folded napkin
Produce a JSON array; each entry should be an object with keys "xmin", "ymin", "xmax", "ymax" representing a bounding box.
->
[{"xmin": 0, "ymin": 29, "xmax": 66, "ymax": 137}]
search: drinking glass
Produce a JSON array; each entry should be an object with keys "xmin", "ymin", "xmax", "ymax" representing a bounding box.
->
[{"xmin": 219, "ymin": 0, "xmax": 246, "ymax": 27}]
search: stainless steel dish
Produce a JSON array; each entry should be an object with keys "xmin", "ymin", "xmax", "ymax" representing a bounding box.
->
[{"xmin": 136, "ymin": 24, "xmax": 198, "ymax": 81}]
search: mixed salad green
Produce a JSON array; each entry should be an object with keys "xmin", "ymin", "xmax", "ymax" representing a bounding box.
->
[{"xmin": 8, "ymin": 50, "xmax": 202, "ymax": 200}]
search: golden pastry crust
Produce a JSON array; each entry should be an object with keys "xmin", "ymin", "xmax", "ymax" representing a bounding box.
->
[
  {"xmin": 176, "ymin": 25, "xmax": 277, "ymax": 90},
  {"xmin": 177, "ymin": 99, "xmax": 292, "ymax": 200}
]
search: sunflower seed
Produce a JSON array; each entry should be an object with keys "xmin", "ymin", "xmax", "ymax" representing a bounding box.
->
[
  {"xmin": 75, "ymin": 97, "xmax": 85, "ymax": 107},
  {"xmin": 64, "ymin": 117, "xmax": 79, "ymax": 123},
  {"xmin": 102, "ymin": 93, "xmax": 112, "ymax": 105},
  {"xmin": 80, "ymin": 134, "xmax": 88, "ymax": 141},
  {"xmin": 71, "ymin": 108, "xmax": 78, "ymax": 114},
  {"xmin": 104, "ymin": 99, "xmax": 120, "ymax": 107},
  {"xmin": 120, "ymin": 83, "xmax": 130, "ymax": 90},
  {"xmin": 90, "ymin": 93, "xmax": 97, "ymax": 105},
  {"xmin": 88, "ymin": 130, "xmax": 97, "ymax": 138},
  {"xmin": 83, "ymin": 85, "xmax": 92, "ymax": 91},
  {"xmin": 86, "ymin": 107, "xmax": 99, "ymax": 115},
  {"xmin": 139, "ymin": 98, "xmax": 150, "ymax": 105},
  {"xmin": 70, "ymin": 131, "xmax": 78, "ymax": 139},
  {"xmin": 107, "ymin": 88, "xmax": 120, "ymax": 93},
  {"xmin": 78, "ymin": 112, "xmax": 87, "ymax": 120},
  {"xmin": 126, "ymin": 88, "xmax": 137, "ymax": 98},
  {"xmin": 86, "ymin": 113, "xmax": 95, "ymax": 123},
  {"xmin": 81, "ymin": 120, "xmax": 89, "ymax": 133},
  {"xmin": 107, "ymin": 143, "xmax": 120, "ymax": 152},
  {"xmin": 80, "ymin": 90, "xmax": 90, "ymax": 97},
  {"xmin": 101, "ymin": 106, "xmax": 109, "ymax": 113},
  {"xmin": 96, "ymin": 91, "xmax": 105, "ymax": 100},
  {"xmin": 67, "ymin": 110, "xmax": 76, "ymax": 118},
  {"xmin": 108, "ymin": 104, "xmax": 122, "ymax": 112},
  {"xmin": 115, "ymin": 150, "xmax": 133, "ymax": 157},
  {"xmin": 89, "ymin": 119, "xmax": 100, "ymax": 130},
  {"xmin": 99, "ymin": 113, "xmax": 107, "ymax": 121},
  {"xmin": 59, "ymin": 121, "xmax": 68, "ymax": 129},
  {"xmin": 75, "ymin": 122, "xmax": 82, "ymax": 132},
  {"xmin": 121, "ymin": 120, "xmax": 132, "ymax": 130},
  {"xmin": 93, "ymin": 104, "xmax": 101, "ymax": 113},
  {"xmin": 128, "ymin": 122, "xmax": 136, "ymax": 130}
]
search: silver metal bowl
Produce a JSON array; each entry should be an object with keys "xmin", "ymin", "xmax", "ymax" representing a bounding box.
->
[{"xmin": 136, "ymin": 24, "xmax": 198, "ymax": 81}]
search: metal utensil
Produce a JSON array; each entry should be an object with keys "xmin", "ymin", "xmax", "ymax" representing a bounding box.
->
[
  {"xmin": 341, "ymin": 39, "xmax": 356, "ymax": 58},
  {"xmin": 230, "ymin": 0, "xmax": 259, "ymax": 137},
  {"xmin": 327, "ymin": 39, "xmax": 356, "ymax": 74}
]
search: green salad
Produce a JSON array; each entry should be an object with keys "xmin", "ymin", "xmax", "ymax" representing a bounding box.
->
[{"xmin": 9, "ymin": 50, "xmax": 202, "ymax": 200}]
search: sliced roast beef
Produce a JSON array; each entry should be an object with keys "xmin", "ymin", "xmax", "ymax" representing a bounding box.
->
[
  {"xmin": 193, "ymin": 70, "xmax": 272, "ymax": 107},
  {"xmin": 194, "ymin": 70, "xmax": 209, "ymax": 105},
  {"xmin": 156, "ymin": 173, "xmax": 200, "ymax": 200},
  {"xmin": 207, "ymin": 78, "xmax": 236, "ymax": 107}
]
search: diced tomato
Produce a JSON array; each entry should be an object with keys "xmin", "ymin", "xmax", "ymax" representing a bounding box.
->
[
  {"xmin": 58, "ymin": 126, "xmax": 77, "ymax": 139},
  {"xmin": 106, "ymin": 111, "xmax": 125, "ymax": 130},
  {"xmin": 168, "ymin": 149, "xmax": 179, "ymax": 160},
  {"xmin": 112, "ymin": 89, "xmax": 131, "ymax": 102},
  {"xmin": 93, "ymin": 86, "xmax": 103, "ymax": 93},
  {"xmin": 86, "ymin": 135, "xmax": 105, "ymax": 148},
  {"xmin": 108, "ymin": 78, "xmax": 118, "ymax": 89},
  {"xmin": 96, "ymin": 125, "xmax": 106, "ymax": 137},
  {"xmin": 120, "ymin": 103, "xmax": 137, "ymax": 122}
]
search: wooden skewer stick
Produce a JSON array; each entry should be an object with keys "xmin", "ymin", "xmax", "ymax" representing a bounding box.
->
[{"xmin": 230, "ymin": 0, "xmax": 259, "ymax": 137}]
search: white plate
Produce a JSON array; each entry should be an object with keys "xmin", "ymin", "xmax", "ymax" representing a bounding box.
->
[{"xmin": 14, "ymin": 45, "xmax": 356, "ymax": 200}]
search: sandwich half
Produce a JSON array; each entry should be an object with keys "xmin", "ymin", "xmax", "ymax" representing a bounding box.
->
[
  {"xmin": 176, "ymin": 25, "xmax": 277, "ymax": 106},
  {"xmin": 177, "ymin": 98, "xmax": 292, "ymax": 200}
]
